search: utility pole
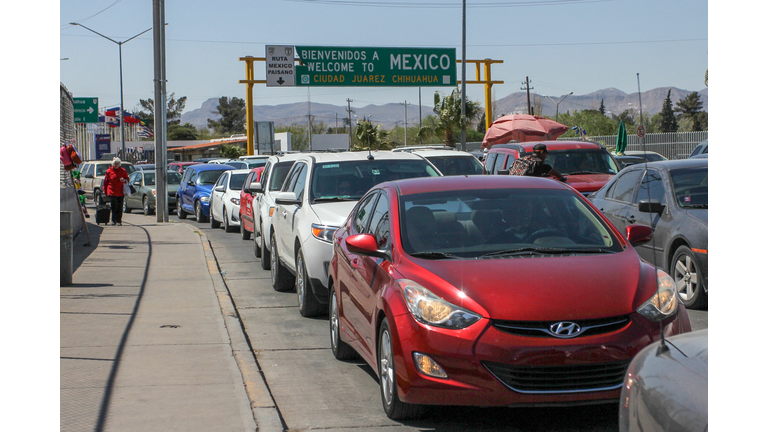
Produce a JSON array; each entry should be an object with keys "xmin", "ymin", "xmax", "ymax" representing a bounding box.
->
[
  {"xmin": 460, "ymin": 0, "xmax": 467, "ymax": 151},
  {"xmin": 346, "ymin": 98, "xmax": 354, "ymax": 149},
  {"xmin": 307, "ymin": 88, "xmax": 312, "ymax": 151},
  {"xmin": 399, "ymin": 101, "xmax": 410, "ymax": 146},
  {"xmin": 522, "ymin": 76, "xmax": 534, "ymax": 115},
  {"xmin": 418, "ymin": 88, "xmax": 422, "ymax": 144}
]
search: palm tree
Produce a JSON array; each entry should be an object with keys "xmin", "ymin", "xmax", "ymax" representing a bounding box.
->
[
  {"xmin": 418, "ymin": 88, "xmax": 482, "ymax": 147},
  {"xmin": 220, "ymin": 143, "xmax": 245, "ymax": 159},
  {"xmin": 354, "ymin": 119, "xmax": 391, "ymax": 151}
]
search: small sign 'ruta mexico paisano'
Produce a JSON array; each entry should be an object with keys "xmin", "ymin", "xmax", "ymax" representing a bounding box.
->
[
  {"xmin": 293, "ymin": 46, "xmax": 457, "ymax": 87},
  {"xmin": 265, "ymin": 45, "xmax": 296, "ymax": 87}
]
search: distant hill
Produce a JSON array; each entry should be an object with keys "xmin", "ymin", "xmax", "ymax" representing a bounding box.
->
[{"xmin": 181, "ymin": 87, "xmax": 708, "ymax": 130}]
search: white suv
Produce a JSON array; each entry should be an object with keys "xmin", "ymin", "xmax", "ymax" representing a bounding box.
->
[
  {"xmin": 270, "ymin": 151, "xmax": 440, "ymax": 317},
  {"xmin": 394, "ymin": 148, "xmax": 484, "ymax": 176},
  {"xmin": 251, "ymin": 153, "xmax": 304, "ymax": 269}
]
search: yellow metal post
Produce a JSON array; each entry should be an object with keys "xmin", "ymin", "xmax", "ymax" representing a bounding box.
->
[
  {"xmin": 457, "ymin": 59, "xmax": 504, "ymax": 131},
  {"xmin": 239, "ymin": 57, "xmax": 267, "ymax": 155}
]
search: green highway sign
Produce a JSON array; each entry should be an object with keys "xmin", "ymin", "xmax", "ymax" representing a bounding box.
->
[
  {"xmin": 73, "ymin": 97, "xmax": 99, "ymax": 123},
  {"xmin": 294, "ymin": 46, "xmax": 456, "ymax": 87}
]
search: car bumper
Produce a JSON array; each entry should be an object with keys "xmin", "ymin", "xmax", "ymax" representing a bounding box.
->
[
  {"xmin": 389, "ymin": 310, "xmax": 690, "ymax": 407},
  {"xmin": 302, "ymin": 236, "xmax": 333, "ymax": 301}
]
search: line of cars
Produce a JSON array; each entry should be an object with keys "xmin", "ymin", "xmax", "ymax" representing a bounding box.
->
[{"xmin": 186, "ymin": 141, "xmax": 706, "ymax": 426}]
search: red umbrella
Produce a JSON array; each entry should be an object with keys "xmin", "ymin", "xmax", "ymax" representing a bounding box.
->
[{"xmin": 482, "ymin": 114, "xmax": 568, "ymax": 149}]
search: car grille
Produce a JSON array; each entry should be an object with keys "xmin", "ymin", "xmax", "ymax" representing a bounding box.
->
[
  {"xmin": 483, "ymin": 359, "xmax": 630, "ymax": 393},
  {"xmin": 492, "ymin": 315, "xmax": 630, "ymax": 338}
]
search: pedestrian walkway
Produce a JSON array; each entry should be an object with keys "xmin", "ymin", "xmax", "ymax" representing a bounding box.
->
[{"xmin": 60, "ymin": 213, "xmax": 258, "ymax": 431}]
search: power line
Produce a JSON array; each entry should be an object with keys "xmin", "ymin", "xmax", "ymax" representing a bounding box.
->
[{"xmin": 280, "ymin": 0, "xmax": 613, "ymax": 8}]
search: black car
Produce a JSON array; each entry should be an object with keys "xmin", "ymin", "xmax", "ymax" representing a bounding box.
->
[
  {"xmin": 614, "ymin": 155, "xmax": 648, "ymax": 170},
  {"xmin": 589, "ymin": 158, "xmax": 708, "ymax": 309}
]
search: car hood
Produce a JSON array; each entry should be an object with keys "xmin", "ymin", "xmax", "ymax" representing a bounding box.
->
[
  {"xmin": 684, "ymin": 208, "xmax": 708, "ymax": 225},
  {"xmin": 196, "ymin": 185, "xmax": 213, "ymax": 196},
  {"xmin": 166, "ymin": 184, "xmax": 180, "ymax": 194},
  {"xmin": 404, "ymin": 250, "xmax": 644, "ymax": 321},
  {"xmin": 311, "ymin": 201, "xmax": 359, "ymax": 227},
  {"xmin": 564, "ymin": 174, "xmax": 613, "ymax": 192}
]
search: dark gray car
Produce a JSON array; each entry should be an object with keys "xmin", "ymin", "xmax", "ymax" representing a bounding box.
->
[
  {"xmin": 589, "ymin": 158, "xmax": 708, "ymax": 309},
  {"xmin": 619, "ymin": 329, "xmax": 708, "ymax": 432}
]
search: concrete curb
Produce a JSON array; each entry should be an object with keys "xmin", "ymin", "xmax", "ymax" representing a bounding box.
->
[{"xmin": 195, "ymin": 226, "xmax": 285, "ymax": 432}]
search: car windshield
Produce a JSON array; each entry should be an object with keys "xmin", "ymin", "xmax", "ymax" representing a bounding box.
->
[
  {"xmin": 124, "ymin": 164, "xmax": 136, "ymax": 174},
  {"xmin": 400, "ymin": 188, "xmax": 622, "ymax": 258},
  {"xmin": 144, "ymin": 173, "xmax": 156, "ymax": 185},
  {"xmin": 310, "ymin": 159, "xmax": 439, "ymax": 203},
  {"xmin": 197, "ymin": 170, "xmax": 227, "ymax": 185},
  {"xmin": 426, "ymin": 155, "xmax": 484, "ymax": 176},
  {"xmin": 167, "ymin": 171, "xmax": 182, "ymax": 184},
  {"xmin": 248, "ymin": 160, "xmax": 267, "ymax": 169},
  {"xmin": 229, "ymin": 173, "xmax": 248, "ymax": 190},
  {"xmin": 545, "ymin": 149, "xmax": 619, "ymax": 175},
  {"xmin": 671, "ymin": 166, "xmax": 707, "ymax": 208},
  {"xmin": 269, "ymin": 162, "xmax": 295, "ymax": 191}
]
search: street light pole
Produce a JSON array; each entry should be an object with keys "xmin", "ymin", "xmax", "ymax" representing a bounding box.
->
[
  {"xmin": 544, "ymin": 92, "xmax": 572, "ymax": 123},
  {"xmin": 70, "ymin": 23, "xmax": 152, "ymax": 159}
]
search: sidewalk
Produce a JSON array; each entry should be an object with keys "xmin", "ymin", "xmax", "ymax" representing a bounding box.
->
[{"xmin": 60, "ymin": 212, "xmax": 277, "ymax": 432}]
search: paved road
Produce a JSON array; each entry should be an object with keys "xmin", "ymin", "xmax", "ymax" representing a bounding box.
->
[{"xmin": 177, "ymin": 214, "xmax": 707, "ymax": 432}]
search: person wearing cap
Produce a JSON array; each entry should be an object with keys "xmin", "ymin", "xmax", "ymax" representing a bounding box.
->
[
  {"xmin": 520, "ymin": 143, "xmax": 566, "ymax": 182},
  {"xmin": 103, "ymin": 157, "xmax": 130, "ymax": 225}
]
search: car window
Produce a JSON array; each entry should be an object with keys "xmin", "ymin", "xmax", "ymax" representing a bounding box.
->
[
  {"xmin": 167, "ymin": 171, "xmax": 182, "ymax": 184},
  {"xmin": 634, "ymin": 169, "xmax": 666, "ymax": 206},
  {"xmin": 182, "ymin": 168, "xmax": 193, "ymax": 183},
  {"xmin": 248, "ymin": 160, "xmax": 267, "ymax": 169},
  {"xmin": 426, "ymin": 156, "xmax": 484, "ymax": 176},
  {"xmin": 367, "ymin": 192, "xmax": 391, "ymax": 248},
  {"xmin": 144, "ymin": 172, "xmax": 156, "ymax": 186},
  {"xmin": 273, "ymin": 162, "xmax": 296, "ymax": 192},
  {"xmin": 82, "ymin": 164, "xmax": 92, "ymax": 177},
  {"xmin": 95, "ymin": 164, "xmax": 108, "ymax": 176},
  {"xmin": 197, "ymin": 170, "xmax": 227, "ymax": 185},
  {"xmin": 353, "ymin": 192, "xmax": 379, "ymax": 234},
  {"xmin": 229, "ymin": 173, "xmax": 248, "ymax": 190},
  {"xmin": 484, "ymin": 153, "xmax": 497, "ymax": 173},
  {"xmin": 609, "ymin": 169, "xmax": 643, "ymax": 202},
  {"xmin": 291, "ymin": 163, "xmax": 308, "ymax": 199},
  {"xmin": 547, "ymin": 149, "xmax": 619, "ymax": 175},
  {"xmin": 492, "ymin": 154, "xmax": 507, "ymax": 173},
  {"xmin": 216, "ymin": 173, "xmax": 228, "ymax": 187},
  {"xmin": 671, "ymin": 166, "xmax": 707, "ymax": 208}
]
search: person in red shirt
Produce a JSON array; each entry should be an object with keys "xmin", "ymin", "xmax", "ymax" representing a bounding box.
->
[{"xmin": 103, "ymin": 157, "xmax": 130, "ymax": 225}]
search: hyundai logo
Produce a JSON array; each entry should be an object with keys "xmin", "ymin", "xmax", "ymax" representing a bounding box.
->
[{"xmin": 549, "ymin": 321, "xmax": 582, "ymax": 338}]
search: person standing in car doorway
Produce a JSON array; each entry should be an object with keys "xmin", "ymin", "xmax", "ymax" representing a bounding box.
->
[
  {"xmin": 103, "ymin": 157, "xmax": 130, "ymax": 225},
  {"xmin": 510, "ymin": 143, "xmax": 566, "ymax": 182}
]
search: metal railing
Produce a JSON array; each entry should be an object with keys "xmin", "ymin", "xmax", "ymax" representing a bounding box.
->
[{"xmin": 559, "ymin": 131, "xmax": 707, "ymax": 160}]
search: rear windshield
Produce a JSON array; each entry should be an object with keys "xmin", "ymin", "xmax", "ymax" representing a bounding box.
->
[
  {"xmin": 545, "ymin": 149, "xmax": 619, "ymax": 175},
  {"xmin": 671, "ymin": 166, "xmax": 707, "ymax": 208},
  {"xmin": 310, "ymin": 159, "xmax": 439, "ymax": 203},
  {"xmin": 197, "ymin": 170, "xmax": 227, "ymax": 185},
  {"xmin": 229, "ymin": 173, "xmax": 248, "ymax": 190},
  {"xmin": 427, "ymin": 155, "xmax": 484, "ymax": 176}
]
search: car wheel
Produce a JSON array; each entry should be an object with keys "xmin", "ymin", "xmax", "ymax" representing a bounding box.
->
[
  {"xmin": 259, "ymin": 223, "xmax": 270, "ymax": 269},
  {"xmin": 210, "ymin": 206, "xmax": 221, "ymax": 228},
  {"xmin": 123, "ymin": 198, "xmax": 131, "ymax": 213},
  {"xmin": 296, "ymin": 248, "xmax": 324, "ymax": 317},
  {"xmin": 330, "ymin": 287, "xmax": 357, "ymax": 360},
  {"xmin": 270, "ymin": 232, "xmax": 294, "ymax": 292},
  {"xmin": 224, "ymin": 208, "xmax": 235, "ymax": 233},
  {"xmin": 241, "ymin": 218, "xmax": 251, "ymax": 240},
  {"xmin": 177, "ymin": 198, "xmax": 187, "ymax": 219},
  {"xmin": 143, "ymin": 196, "xmax": 154, "ymax": 216},
  {"xmin": 671, "ymin": 246, "xmax": 707, "ymax": 309},
  {"xmin": 195, "ymin": 201, "xmax": 207, "ymax": 223},
  {"xmin": 378, "ymin": 318, "xmax": 423, "ymax": 420}
]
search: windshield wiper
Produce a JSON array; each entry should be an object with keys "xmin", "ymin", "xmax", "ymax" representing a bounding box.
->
[
  {"xmin": 682, "ymin": 204, "xmax": 707, "ymax": 208},
  {"xmin": 481, "ymin": 247, "xmax": 614, "ymax": 257},
  {"xmin": 567, "ymin": 171, "xmax": 602, "ymax": 175},
  {"xmin": 409, "ymin": 252, "xmax": 458, "ymax": 259},
  {"xmin": 313, "ymin": 197, "xmax": 357, "ymax": 203}
]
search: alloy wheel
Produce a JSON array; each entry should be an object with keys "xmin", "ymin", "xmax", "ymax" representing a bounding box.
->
[
  {"xmin": 674, "ymin": 253, "xmax": 698, "ymax": 301},
  {"xmin": 379, "ymin": 329, "xmax": 395, "ymax": 407}
]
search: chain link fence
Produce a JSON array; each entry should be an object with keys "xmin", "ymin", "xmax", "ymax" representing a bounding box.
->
[{"xmin": 60, "ymin": 83, "xmax": 76, "ymax": 187}]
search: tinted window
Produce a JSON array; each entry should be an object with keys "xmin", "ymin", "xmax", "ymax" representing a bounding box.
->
[
  {"xmin": 144, "ymin": 172, "xmax": 156, "ymax": 186},
  {"xmin": 367, "ymin": 193, "xmax": 391, "ymax": 248},
  {"xmin": 426, "ymin": 156, "xmax": 484, "ymax": 176},
  {"xmin": 492, "ymin": 154, "xmax": 507, "ymax": 173},
  {"xmin": 609, "ymin": 169, "xmax": 643, "ymax": 202},
  {"xmin": 547, "ymin": 149, "xmax": 619, "ymax": 175},
  {"xmin": 198, "ymin": 170, "xmax": 228, "ymax": 185},
  {"xmin": 288, "ymin": 163, "xmax": 308, "ymax": 199},
  {"xmin": 216, "ymin": 173, "xmax": 228, "ymax": 187},
  {"xmin": 635, "ymin": 170, "xmax": 666, "ymax": 205},
  {"xmin": 671, "ymin": 166, "xmax": 707, "ymax": 208},
  {"xmin": 96, "ymin": 164, "xmax": 108, "ymax": 176},
  {"xmin": 354, "ymin": 193, "xmax": 378, "ymax": 234},
  {"xmin": 484, "ymin": 153, "xmax": 497, "ymax": 173},
  {"xmin": 270, "ymin": 162, "xmax": 295, "ymax": 191},
  {"xmin": 123, "ymin": 164, "xmax": 136, "ymax": 174},
  {"xmin": 167, "ymin": 172, "xmax": 182, "ymax": 184},
  {"xmin": 229, "ymin": 173, "xmax": 248, "ymax": 190},
  {"xmin": 248, "ymin": 160, "xmax": 267, "ymax": 169}
]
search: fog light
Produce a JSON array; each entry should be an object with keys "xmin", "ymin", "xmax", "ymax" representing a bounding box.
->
[{"xmin": 413, "ymin": 352, "xmax": 448, "ymax": 379}]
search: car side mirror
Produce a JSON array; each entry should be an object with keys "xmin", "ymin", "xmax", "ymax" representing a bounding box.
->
[
  {"xmin": 498, "ymin": 169, "xmax": 510, "ymax": 175},
  {"xmin": 187, "ymin": 180, "xmax": 195, "ymax": 186},
  {"xmin": 133, "ymin": 180, "xmax": 141, "ymax": 186},
  {"xmin": 250, "ymin": 181, "xmax": 263, "ymax": 195},
  {"xmin": 275, "ymin": 191, "xmax": 301, "ymax": 206},
  {"xmin": 214, "ymin": 185, "xmax": 226, "ymax": 192},
  {"xmin": 638, "ymin": 199, "xmax": 665, "ymax": 214},
  {"xmin": 626, "ymin": 224, "xmax": 653, "ymax": 246},
  {"xmin": 345, "ymin": 234, "xmax": 389, "ymax": 261},
  {"xmin": 84, "ymin": 174, "xmax": 93, "ymax": 179}
]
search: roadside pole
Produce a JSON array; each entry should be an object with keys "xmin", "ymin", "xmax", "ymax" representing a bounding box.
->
[{"xmin": 153, "ymin": 0, "xmax": 168, "ymax": 222}]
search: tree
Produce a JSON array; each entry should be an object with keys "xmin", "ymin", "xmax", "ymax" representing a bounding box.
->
[
  {"xmin": 354, "ymin": 119, "xmax": 391, "ymax": 151},
  {"xmin": 418, "ymin": 88, "xmax": 482, "ymax": 147},
  {"xmin": 167, "ymin": 122, "xmax": 198, "ymax": 140},
  {"xmin": 674, "ymin": 91, "xmax": 704, "ymax": 131},
  {"xmin": 135, "ymin": 93, "xmax": 187, "ymax": 128},
  {"xmin": 599, "ymin": 99, "xmax": 606, "ymax": 116},
  {"xmin": 660, "ymin": 90, "xmax": 678, "ymax": 133},
  {"xmin": 207, "ymin": 97, "xmax": 246, "ymax": 135},
  {"xmin": 276, "ymin": 124, "xmax": 309, "ymax": 151},
  {"xmin": 219, "ymin": 143, "xmax": 245, "ymax": 159},
  {"xmin": 557, "ymin": 109, "xmax": 617, "ymax": 138}
]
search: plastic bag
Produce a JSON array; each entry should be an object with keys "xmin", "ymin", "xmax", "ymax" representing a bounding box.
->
[{"xmin": 123, "ymin": 182, "xmax": 134, "ymax": 196}]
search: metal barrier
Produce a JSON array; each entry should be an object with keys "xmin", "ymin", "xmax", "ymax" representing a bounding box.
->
[{"xmin": 560, "ymin": 131, "xmax": 708, "ymax": 159}]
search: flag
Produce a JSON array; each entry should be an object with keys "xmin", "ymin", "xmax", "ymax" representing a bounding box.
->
[{"xmin": 138, "ymin": 124, "xmax": 154, "ymax": 138}]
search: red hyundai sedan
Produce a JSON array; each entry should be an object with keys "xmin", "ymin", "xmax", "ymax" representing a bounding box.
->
[{"xmin": 328, "ymin": 175, "xmax": 691, "ymax": 419}]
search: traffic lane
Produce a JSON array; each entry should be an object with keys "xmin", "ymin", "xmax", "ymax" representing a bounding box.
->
[{"xmin": 687, "ymin": 309, "xmax": 707, "ymax": 331}]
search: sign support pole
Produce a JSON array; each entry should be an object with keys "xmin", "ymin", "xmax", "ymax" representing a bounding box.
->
[{"xmin": 239, "ymin": 57, "xmax": 267, "ymax": 156}]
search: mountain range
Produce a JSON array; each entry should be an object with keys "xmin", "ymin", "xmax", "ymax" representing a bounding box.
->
[{"xmin": 180, "ymin": 87, "xmax": 708, "ymax": 130}]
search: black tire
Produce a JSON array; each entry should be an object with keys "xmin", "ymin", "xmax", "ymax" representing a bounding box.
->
[
  {"xmin": 143, "ymin": 196, "xmax": 154, "ymax": 216},
  {"xmin": 177, "ymin": 198, "xmax": 187, "ymax": 219},
  {"xmin": 195, "ymin": 201, "xmax": 207, "ymax": 223},
  {"xmin": 210, "ymin": 207, "xmax": 221, "ymax": 228},
  {"xmin": 123, "ymin": 199, "xmax": 131, "ymax": 213},
  {"xmin": 378, "ymin": 319, "xmax": 423, "ymax": 420},
  {"xmin": 671, "ymin": 246, "xmax": 707, "ymax": 309},
  {"xmin": 330, "ymin": 287, "xmax": 358, "ymax": 360},
  {"xmin": 259, "ymin": 223, "xmax": 270, "ymax": 269},
  {"xmin": 224, "ymin": 208, "xmax": 236, "ymax": 233},
  {"xmin": 241, "ymin": 218, "xmax": 251, "ymax": 240},
  {"xmin": 296, "ymin": 248, "xmax": 324, "ymax": 317},
  {"xmin": 270, "ymin": 232, "xmax": 294, "ymax": 292}
]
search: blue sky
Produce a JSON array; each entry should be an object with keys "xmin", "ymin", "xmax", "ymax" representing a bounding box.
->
[{"xmin": 59, "ymin": 0, "xmax": 708, "ymax": 113}]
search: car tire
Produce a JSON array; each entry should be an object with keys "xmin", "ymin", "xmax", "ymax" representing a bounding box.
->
[
  {"xmin": 241, "ymin": 218, "xmax": 251, "ymax": 240},
  {"xmin": 143, "ymin": 196, "xmax": 154, "ymax": 216},
  {"xmin": 224, "ymin": 208, "xmax": 236, "ymax": 233},
  {"xmin": 123, "ymin": 199, "xmax": 131, "ymax": 213},
  {"xmin": 259, "ymin": 223, "xmax": 270, "ymax": 269},
  {"xmin": 195, "ymin": 201, "xmax": 207, "ymax": 223},
  {"xmin": 378, "ymin": 318, "xmax": 423, "ymax": 420},
  {"xmin": 671, "ymin": 245, "xmax": 707, "ymax": 309},
  {"xmin": 330, "ymin": 287, "xmax": 358, "ymax": 360},
  {"xmin": 296, "ymin": 248, "xmax": 324, "ymax": 317},
  {"xmin": 210, "ymin": 207, "xmax": 221, "ymax": 228},
  {"xmin": 177, "ymin": 198, "xmax": 187, "ymax": 219},
  {"xmin": 270, "ymin": 232, "xmax": 294, "ymax": 292}
]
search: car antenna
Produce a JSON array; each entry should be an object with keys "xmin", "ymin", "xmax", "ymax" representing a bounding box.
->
[
  {"xmin": 367, "ymin": 126, "xmax": 374, "ymax": 160},
  {"xmin": 636, "ymin": 73, "xmax": 668, "ymax": 354}
]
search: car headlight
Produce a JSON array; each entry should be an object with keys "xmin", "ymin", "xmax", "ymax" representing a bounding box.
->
[
  {"xmin": 311, "ymin": 223, "xmax": 338, "ymax": 243},
  {"xmin": 200, "ymin": 196, "xmax": 210, "ymax": 203},
  {"xmin": 230, "ymin": 198, "xmax": 240, "ymax": 205},
  {"xmin": 636, "ymin": 269, "xmax": 679, "ymax": 321},
  {"xmin": 397, "ymin": 279, "xmax": 481, "ymax": 329}
]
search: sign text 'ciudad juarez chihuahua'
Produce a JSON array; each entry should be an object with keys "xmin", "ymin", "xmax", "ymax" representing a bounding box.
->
[{"xmin": 285, "ymin": 46, "xmax": 456, "ymax": 87}]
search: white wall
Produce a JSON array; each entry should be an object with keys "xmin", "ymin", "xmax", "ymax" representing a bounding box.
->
[
  {"xmin": 274, "ymin": 132, "xmax": 292, "ymax": 152},
  {"xmin": 310, "ymin": 134, "xmax": 349, "ymax": 151}
]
